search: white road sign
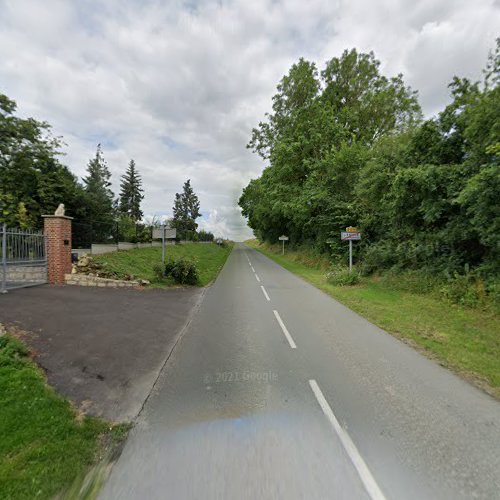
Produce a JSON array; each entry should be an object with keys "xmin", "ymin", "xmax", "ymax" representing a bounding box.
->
[
  {"xmin": 152, "ymin": 227, "xmax": 177, "ymax": 239},
  {"xmin": 279, "ymin": 235, "xmax": 289, "ymax": 241}
]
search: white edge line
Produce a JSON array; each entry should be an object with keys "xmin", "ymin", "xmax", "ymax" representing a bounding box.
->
[
  {"xmin": 250, "ymin": 266, "xmax": 255, "ymax": 272},
  {"xmin": 255, "ymin": 274, "xmax": 261, "ymax": 282},
  {"xmin": 308, "ymin": 380, "xmax": 387, "ymax": 500},
  {"xmin": 272, "ymin": 310, "xmax": 297, "ymax": 349},
  {"xmin": 260, "ymin": 285, "xmax": 270, "ymax": 301}
]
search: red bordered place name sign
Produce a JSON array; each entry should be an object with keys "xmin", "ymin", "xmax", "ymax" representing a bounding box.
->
[{"xmin": 341, "ymin": 232, "xmax": 361, "ymax": 241}]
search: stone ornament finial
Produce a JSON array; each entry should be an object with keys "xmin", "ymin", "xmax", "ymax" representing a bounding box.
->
[{"xmin": 54, "ymin": 203, "xmax": 65, "ymax": 216}]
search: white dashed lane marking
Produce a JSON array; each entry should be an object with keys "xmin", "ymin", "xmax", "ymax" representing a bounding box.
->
[
  {"xmin": 272, "ymin": 310, "xmax": 297, "ymax": 349},
  {"xmin": 309, "ymin": 380, "xmax": 387, "ymax": 500}
]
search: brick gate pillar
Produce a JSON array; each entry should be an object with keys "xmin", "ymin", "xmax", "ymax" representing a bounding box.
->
[{"xmin": 42, "ymin": 215, "xmax": 73, "ymax": 285}]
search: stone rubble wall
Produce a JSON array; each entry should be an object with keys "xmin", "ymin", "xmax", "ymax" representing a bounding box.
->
[
  {"xmin": 65, "ymin": 273, "xmax": 140, "ymax": 288},
  {"xmin": 6, "ymin": 265, "xmax": 47, "ymax": 283}
]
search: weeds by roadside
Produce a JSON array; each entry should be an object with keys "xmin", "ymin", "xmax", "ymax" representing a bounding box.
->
[
  {"xmin": 326, "ymin": 266, "xmax": 361, "ymax": 286},
  {"xmin": 246, "ymin": 239, "xmax": 500, "ymax": 399}
]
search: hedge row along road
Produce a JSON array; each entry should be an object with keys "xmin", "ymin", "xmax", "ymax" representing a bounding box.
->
[{"xmin": 100, "ymin": 243, "xmax": 500, "ymax": 500}]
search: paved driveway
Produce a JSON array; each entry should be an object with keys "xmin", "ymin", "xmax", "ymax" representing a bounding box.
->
[{"xmin": 0, "ymin": 285, "xmax": 204, "ymax": 421}]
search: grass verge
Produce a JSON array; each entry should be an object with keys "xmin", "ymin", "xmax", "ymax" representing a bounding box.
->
[
  {"xmin": 0, "ymin": 333, "xmax": 129, "ymax": 500},
  {"xmin": 246, "ymin": 239, "xmax": 500, "ymax": 399},
  {"xmin": 93, "ymin": 242, "xmax": 233, "ymax": 287}
]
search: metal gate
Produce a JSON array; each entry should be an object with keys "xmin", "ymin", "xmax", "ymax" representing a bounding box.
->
[{"xmin": 1, "ymin": 224, "xmax": 48, "ymax": 292}]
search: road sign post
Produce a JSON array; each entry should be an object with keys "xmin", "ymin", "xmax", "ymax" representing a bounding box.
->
[
  {"xmin": 278, "ymin": 235, "xmax": 289, "ymax": 255},
  {"xmin": 349, "ymin": 239, "xmax": 353, "ymax": 271},
  {"xmin": 340, "ymin": 227, "xmax": 361, "ymax": 272},
  {"xmin": 162, "ymin": 225, "xmax": 165, "ymax": 268},
  {"xmin": 152, "ymin": 226, "xmax": 177, "ymax": 270}
]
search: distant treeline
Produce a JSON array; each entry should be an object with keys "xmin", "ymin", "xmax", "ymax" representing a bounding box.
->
[
  {"xmin": 239, "ymin": 41, "xmax": 499, "ymax": 285},
  {"xmin": 0, "ymin": 95, "xmax": 214, "ymax": 244}
]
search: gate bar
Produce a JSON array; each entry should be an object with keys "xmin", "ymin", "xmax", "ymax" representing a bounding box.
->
[{"xmin": 1, "ymin": 224, "xmax": 7, "ymax": 294}]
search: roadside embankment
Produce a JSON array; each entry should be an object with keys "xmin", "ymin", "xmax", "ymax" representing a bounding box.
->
[{"xmin": 246, "ymin": 239, "xmax": 500, "ymax": 399}]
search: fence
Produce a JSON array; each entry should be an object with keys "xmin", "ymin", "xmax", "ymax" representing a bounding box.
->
[
  {"xmin": 72, "ymin": 220, "xmax": 155, "ymax": 248},
  {"xmin": 1, "ymin": 224, "xmax": 47, "ymax": 292},
  {"xmin": 72, "ymin": 241, "xmax": 164, "ymax": 257},
  {"xmin": 72, "ymin": 220, "xmax": 215, "ymax": 248}
]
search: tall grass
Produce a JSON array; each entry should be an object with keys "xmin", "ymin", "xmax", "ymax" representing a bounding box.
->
[
  {"xmin": 0, "ymin": 335, "xmax": 128, "ymax": 499},
  {"xmin": 246, "ymin": 239, "xmax": 500, "ymax": 398},
  {"xmin": 93, "ymin": 242, "xmax": 233, "ymax": 287}
]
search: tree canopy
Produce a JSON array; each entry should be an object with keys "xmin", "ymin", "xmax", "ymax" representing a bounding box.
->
[
  {"xmin": 0, "ymin": 94, "xmax": 215, "ymax": 244},
  {"xmin": 0, "ymin": 94, "xmax": 86, "ymax": 227},
  {"xmin": 240, "ymin": 42, "xmax": 500, "ymax": 281}
]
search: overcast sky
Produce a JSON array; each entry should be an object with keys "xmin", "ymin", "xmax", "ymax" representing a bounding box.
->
[{"xmin": 1, "ymin": 0, "xmax": 499, "ymax": 240}]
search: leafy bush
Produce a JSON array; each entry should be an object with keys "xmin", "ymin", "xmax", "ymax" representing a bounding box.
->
[
  {"xmin": 0, "ymin": 334, "xmax": 28, "ymax": 367},
  {"xmin": 152, "ymin": 262, "xmax": 164, "ymax": 281},
  {"xmin": 116, "ymin": 215, "xmax": 152, "ymax": 244},
  {"xmin": 326, "ymin": 266, "xmax": 360, "ymax": 286},
  {"xmin": 378, "ymin": 267, "xmax": 498, "ymax": 311},
  {"xmin": 440, "ymin": 268, "xmax": 489, "ymax": 308},
  {"xmin": 198, "ymin": 230, "xmax": 215, "ymax": 242},
  {"xmin": 379, "ymin": 269, "xmax": 441, "ymax": 295},
  {"xmin": 164, "ymin": 257, "xmax": 199, "ymax": 285},
  {"xmin": 214, "ymin": 238, "xmax": 226, "ymax": 248}
]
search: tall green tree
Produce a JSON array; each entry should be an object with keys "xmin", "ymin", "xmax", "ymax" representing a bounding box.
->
[
  {"xmin": 242, "ymin": 48, "xmax": 421, "ymax": 251},
  {"xmin": 241, "ymin": 42, "xmax": 499, "ymax": 284},
  {"xmin": 82, "ymin": 144, "xmax": 115, "ymax": 242},
  {"xmin": 0, "ymin": 93, "xmax": 86, "ymax": 227},
  {"xmin": 172, "ymin": 179, "xmax": 201, "ymax": 238},
  {"xmin": 119, "ymin": 159, "xmax": 144, "ymax": 221}
]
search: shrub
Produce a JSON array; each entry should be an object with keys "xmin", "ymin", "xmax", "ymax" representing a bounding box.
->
[
  {"xmin": 198, "ymin": 230, "xmax": 214, "ymax": 242},
  {"xmin": 152, "ymin": 262, "xmax": 164, "ymax": 281},
  {"xmin": 164, "ymin": 257, "xmax": 199, "ymax": 285},
  {"xmin": 379, "ymin": 269, "xmax": 441, "ymax": 295},
  {"xmin": 359, "ymin": 242, "xmax": 397, "ymax": 274},
  {"xmin": 215, "ymin": 238, "xmax": 229, "ymax": 248},
  {"xmin": 440, "ymin": 268, "xmax": 488, "ymax": 308},
  {"xmin": 0, "ymin": 334, "xmax": 28, "ymax": 368},
  {"xmin": 326, "ymin": 266, "xmax": 360, "ymax": 286}
]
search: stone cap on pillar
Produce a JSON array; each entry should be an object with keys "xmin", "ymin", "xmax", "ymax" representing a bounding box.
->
[{"xmin": 42, "ymin": 215, "xmax": 74, "ymax": 220}]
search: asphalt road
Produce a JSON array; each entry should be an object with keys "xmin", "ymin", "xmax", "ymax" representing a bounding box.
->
[{"xmin": 100, "ymin": 243, "xmax": 500, "ymax": 500}]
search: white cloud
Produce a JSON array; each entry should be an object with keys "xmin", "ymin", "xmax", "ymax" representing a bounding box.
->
[{"xmin": 1, "ymin": 0, "xmax": 498, "ymax": 239}]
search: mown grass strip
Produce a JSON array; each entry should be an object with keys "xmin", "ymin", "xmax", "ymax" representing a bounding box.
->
[
  {"xmin": 93, "ymin": 242, "xmax": 233, "ymax": 287},
  {"xmin": 0, "ymin": 334, "xmax": 129, "ymax": 500},
  {"xmin": 246, "ymin": 239, "xmax": 500, "ymax": 399}
]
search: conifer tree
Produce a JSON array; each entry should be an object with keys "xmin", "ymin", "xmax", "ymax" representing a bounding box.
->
[
  {"xmin": 172, "ymin": 179, "xmax": 201, "ymax": 237},
  {"xmin": 82, "ymin": 144, "xmax": 115, "ymax": 241},
  {"xmin": 119, "ymin": 159, "xmax": 144, "ymax": 221}
]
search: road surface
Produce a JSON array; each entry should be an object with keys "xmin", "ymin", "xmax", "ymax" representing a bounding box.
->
[{"xmin": 100, "ymin": 243, "xmax": 500, "ymax": 500}]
